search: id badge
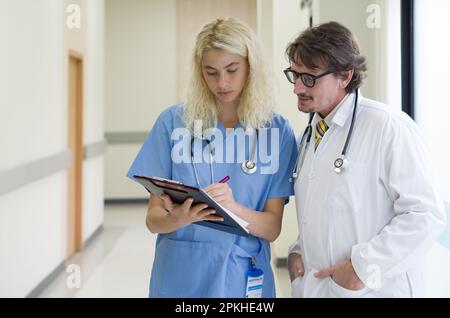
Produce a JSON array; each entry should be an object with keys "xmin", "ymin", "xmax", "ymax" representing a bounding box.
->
[{"xmin": 245, "ymin": 257, "xmax": 264, "ymax": 298}]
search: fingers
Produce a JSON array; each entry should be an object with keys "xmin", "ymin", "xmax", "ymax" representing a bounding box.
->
[
  {"xmin": 202, "ymin": 214, "xmax": 224, "ymax": 222},
  {"xmin": 204, "ymin": 183, "xmax": 223, "ymax": 192},
  {"xmin": 314, "ymin": 266, "xmax": 335, "ymax": 279},
  {"xmin": 190, "ymin": 202, "xmax": 208, "ymax": 213},
  {"xmin": 196, "ymin": 207, "xmax": 215, "ymax": 218},
  {"xmin": 181, "ymin": 197, "xmax": 194, "ymax": 210},
  {"xmin": 288, "ymin": 253, "xmax": 305, "ymax": 282},
  {"xmin": 210, "ymin": 194, "xmax": 226, "ymax": 203},
  {"xmin": 290, "ymin": 265, "xmax": 304, "ymax": 281},
  {"xmin": 161, "ymin": 194, "xmax": 175, "ymax": 206},
  {"xmin": 288, "ymin": 268, "xmax": 295, "ymax": 282},
  {"xmin": 204, "ymin": 189, "xmax": 224, "ymax": 198},
  {"xmin": 160, "ymin": 194, "xmax": 174, "ymax": 211},
  {"xmin": 289, "ymin": 267, "xmax": 303, "ymax": 282},
  {"xmin": 290, "ymin": 267, "xmax": 305, "ymax": 281},
  {"xmin": 161, "ymin": 193, "xmax": 172, "ymax": 202},
  {"xmin": 297, "ymin": 257, "xmax": 305, "ymax": 276},
  {"xmin": 196, "ymin": 207, "xmax": 224, "ymax": 222},
  {"xmin": 204, "ymin": 183, "xmax": 230, "ymax": 195}
]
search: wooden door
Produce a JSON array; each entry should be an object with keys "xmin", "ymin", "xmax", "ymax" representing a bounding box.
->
[{"xmin": 67, "ymin": 51, "xmax": 84, "ymax": 257}]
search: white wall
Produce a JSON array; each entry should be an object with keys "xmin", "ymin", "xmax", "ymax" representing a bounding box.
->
[
  {"xmin": 1, "ymin": 0, "xmax": 65, "ymax": 171},
  {"xmin": 414, "ymin": 0, "xmax": 450, "ymax": 207},
  {"xmin": 414, "ymin": 0, "xmax": 450, "ymax": 297},
  {"xmin": 105, "ymin": 0, "xmax": 177, "ymax": 199},
  {"xmin": 0, "ymin": 0, "xmax": 66, "ymax": 298},
  {"xmin": 384, "ymin": 0, "xmax": 401, "ymax": 108},
  {"xmin": 0, "ymin": 0, "xmax": 105, "ymax": 297}
]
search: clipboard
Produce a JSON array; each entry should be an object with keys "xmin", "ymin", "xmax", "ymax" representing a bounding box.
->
[{"xmin": 133, "ymin": 175, "xmax": 250, "ymax": 236}]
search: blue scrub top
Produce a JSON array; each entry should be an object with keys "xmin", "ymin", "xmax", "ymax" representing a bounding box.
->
[{"xmin": 127, "ymin": 105, "xmax": 298, "ymax": 298}]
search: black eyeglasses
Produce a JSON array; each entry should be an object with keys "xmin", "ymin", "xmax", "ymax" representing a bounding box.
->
[{"xmin": 283, "ymin": 68, "xmax": 332, "ymax": 88}]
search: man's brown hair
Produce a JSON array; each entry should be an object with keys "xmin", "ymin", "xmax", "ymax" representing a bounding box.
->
[{"xmin": 286, "ymin": 21, "xmax": 367, "ymax": 93}]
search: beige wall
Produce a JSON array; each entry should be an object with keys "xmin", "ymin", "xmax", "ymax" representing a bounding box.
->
[{"xmin": 105, "ymin": 0, "xmax": 177, "ymax": 199}]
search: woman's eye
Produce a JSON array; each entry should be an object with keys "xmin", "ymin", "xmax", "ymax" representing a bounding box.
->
[
  {"xmin": 206, "ymin": 72, "xmax": 217, "ymax": 76},
  {"xmin": 227, "ymin": 69, "xmax": 237, "ymax": 73}
]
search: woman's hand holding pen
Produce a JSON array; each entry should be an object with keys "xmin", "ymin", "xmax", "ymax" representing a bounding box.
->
[
  {"xmin": 160, "ymin": 194, "xmax": 224, "ymax": 228},
  {"xmin": 204, "ymin": 181, "xmax": 239, "ymax": 213}
]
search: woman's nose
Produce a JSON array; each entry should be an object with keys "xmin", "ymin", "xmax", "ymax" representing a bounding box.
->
[{"xmin": 218, "ymin": 72, "xmax": 228, "ymax": 87}]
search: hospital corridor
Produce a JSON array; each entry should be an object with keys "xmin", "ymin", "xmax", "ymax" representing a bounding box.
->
[
  {"xmin": 1, "ymin": 0, "xmax": 450, "ymax": 299},
  {"xmin": 35, "ymin": 203, "xmax": 290, "ymax": 298}
]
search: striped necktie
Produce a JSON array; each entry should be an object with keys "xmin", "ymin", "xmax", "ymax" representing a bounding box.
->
[{"xmin": 315, "ymin": 119, "xmax": 329, "ymax": 151}]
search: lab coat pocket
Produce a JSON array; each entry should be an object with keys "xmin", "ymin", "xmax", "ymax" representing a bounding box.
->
[
  {"xmin": 290, "ymin": 276, "xmax": 303, "ymax": 298},
  {"xmin": 328, "ymin": 277, "xmax": 368, "ymax": 298},
  {"xmin": 328, "ymin": 163, "xmax": 370, "ymax": 261},
  {"xmin": 151, "ymin": 238, "xmax": 215, "ymax": 297}
]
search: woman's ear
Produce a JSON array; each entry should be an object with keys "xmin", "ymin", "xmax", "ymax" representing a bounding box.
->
[{"xmin": 341, "ymin": 69, "xmax": 354, "ymax": 89}]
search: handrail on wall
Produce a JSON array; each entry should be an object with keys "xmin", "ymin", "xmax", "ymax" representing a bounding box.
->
[{"xmin": 0, "ymin": 140, "xmax": 106, "ymax": 197}]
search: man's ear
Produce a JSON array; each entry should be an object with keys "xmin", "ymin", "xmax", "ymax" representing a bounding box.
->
[{"xmin": 341, "ymin": 70, "xmax": 354, "ymax": 89}]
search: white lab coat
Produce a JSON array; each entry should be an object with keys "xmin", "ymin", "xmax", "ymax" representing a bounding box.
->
[{"xmin": 289, "ymin": 92, "xmax": 446, "ymax": 298}]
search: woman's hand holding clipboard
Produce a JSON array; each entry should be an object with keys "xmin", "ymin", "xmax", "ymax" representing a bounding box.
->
[
  {"xmin": 132, "ymin": 175, "xmax": 249, "ymax": 236},
  {"xmin": 159, "ymin": 194, "xmax": 224, "ymax": 228}
]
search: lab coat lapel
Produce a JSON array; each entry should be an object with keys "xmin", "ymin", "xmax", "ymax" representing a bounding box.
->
[{"xmin": 332, "ymin": 91, "xmax": 358, "ymax": 128}]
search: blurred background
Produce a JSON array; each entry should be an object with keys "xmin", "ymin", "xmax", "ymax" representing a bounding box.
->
[{"xmin": 0, "ymin": 0, "xmax": 449, "ymax": 297}]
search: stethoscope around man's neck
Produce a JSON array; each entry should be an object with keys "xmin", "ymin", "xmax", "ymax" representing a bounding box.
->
[{"xmin": 290, "ymin": 90, "xmax": 359, "ymax": 183}]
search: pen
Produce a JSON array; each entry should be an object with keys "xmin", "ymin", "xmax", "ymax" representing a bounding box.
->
[{"xmin": 218, "ymin": 176, "xmax": 230, "ymax": 183}]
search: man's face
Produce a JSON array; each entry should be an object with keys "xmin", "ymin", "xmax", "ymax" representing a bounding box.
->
[{"xmin": 290, "ymin": 60, "xmax": 348, "ymax": 117}]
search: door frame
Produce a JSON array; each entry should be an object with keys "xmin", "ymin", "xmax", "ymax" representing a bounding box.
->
[{"xmin": 68, "ymin": 50, "xmax": 84, "ymax": 256}]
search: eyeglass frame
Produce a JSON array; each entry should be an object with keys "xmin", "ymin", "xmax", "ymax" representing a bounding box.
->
[{"xmin": 283, "ymin": 68, "xmax": 333, "ymax": 88}]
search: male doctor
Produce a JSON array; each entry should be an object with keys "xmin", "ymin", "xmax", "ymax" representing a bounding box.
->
[{"xmin": 285, "ymin": 21, "xmax": 446, "ymax": 297}]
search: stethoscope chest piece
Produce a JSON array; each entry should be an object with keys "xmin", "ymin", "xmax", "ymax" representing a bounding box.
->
[
  {"xmin": 334, "ymin": 156, "xmax": 348, "ymax": 174},
  {"xmin": 289, "ymin": 172, "xmax": 298, "ymax": 183},
  {"xmin": 242, "ymin": 160, "xmax": 257, "ymax": 175}
]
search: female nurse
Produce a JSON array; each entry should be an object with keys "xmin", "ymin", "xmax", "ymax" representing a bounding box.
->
[{"xmin": 127, "ymin": 17, "xmax": 298, "ymax": 297}]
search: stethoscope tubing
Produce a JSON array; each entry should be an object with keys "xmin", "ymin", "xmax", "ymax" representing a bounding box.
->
[
  {"xmin": 291, "ymin": 90, "xmax": 359, "ymax": 182},
  {"xmin": 190, "ymin": 129, "xmax": 259, "ymax": 187}
]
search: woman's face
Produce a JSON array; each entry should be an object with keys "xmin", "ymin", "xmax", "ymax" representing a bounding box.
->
[{"xmin": 202, "ymin": 49, "xmax": 249, "ymax": 109}]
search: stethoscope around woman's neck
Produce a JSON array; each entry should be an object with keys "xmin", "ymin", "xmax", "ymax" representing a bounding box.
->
[
  {"xmin": 190, "ymin": 129, "xmax": 258, "ymax": 188},
  {"xmin": 290, "ymin": 90, "xmax": 359, "ymax": 183}
]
